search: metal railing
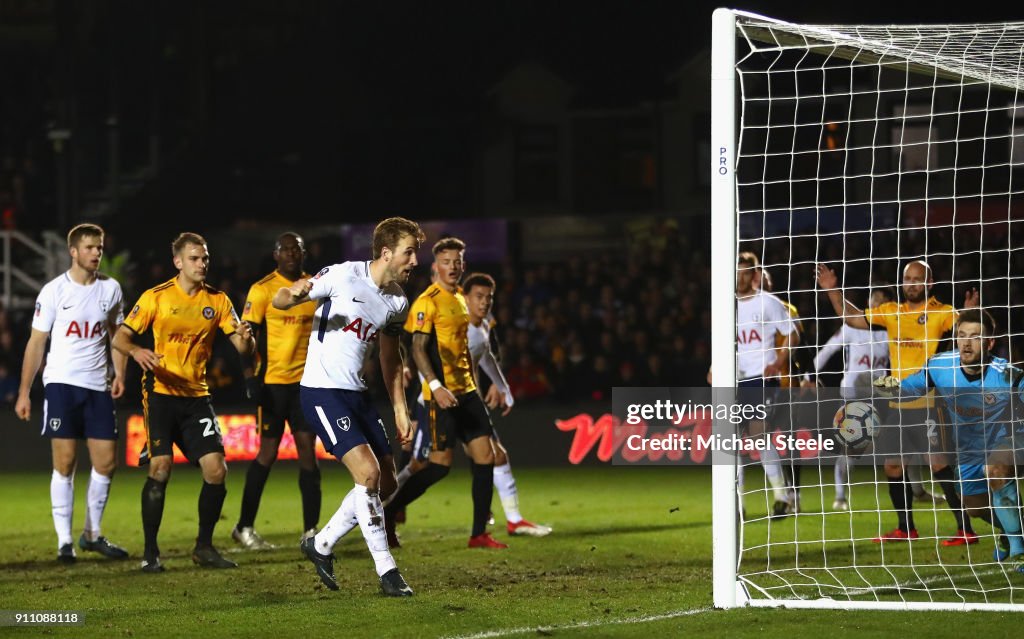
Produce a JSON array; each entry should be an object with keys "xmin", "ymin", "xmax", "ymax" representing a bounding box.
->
[{"xmin": 0, "ymin": 231, "xmax": 63, "ymax": 310}]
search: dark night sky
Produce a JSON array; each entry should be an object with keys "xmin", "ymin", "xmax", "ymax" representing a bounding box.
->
[{"xmin": 6, "ymin": 2, "xmax": 1024, "ymax": 231}]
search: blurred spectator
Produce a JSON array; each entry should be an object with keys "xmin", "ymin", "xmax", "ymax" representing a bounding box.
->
[{"xmin": 507, "ymin": 352, "xmax": 552, "ymax": 400}]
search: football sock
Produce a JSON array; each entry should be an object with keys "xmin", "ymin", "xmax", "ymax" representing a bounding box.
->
[
  {"xmin": 385, "ymin": 462, "xmax": 449, "ymax": 516},
  {"xmin": 992, "ymin": 482, "xmax": 1024, "ymax": 556},
  {"xmin": 51, "ymin": 470, "xmax": 74, "ymax": 548},
  {"xmin": 834, "ymin": 456, "xmax": 849, "ymax": 501},
  {"xmin": 352, "ymin": 484, "xmax": 397, "ymax": 576},
  {"xmin": 237, "ymin": 460, "xmax": 271, "ymax": 529},
  {"xmin": 471, "ymin": 462, "xmax": 495, "ymax": 537},
  {"xmin": 934, "ymin": 465, "xmax": 972, "ymax": 533},
  {"xmin": 196, "ymin": 482, "xmax": 226, "ymax": 548},
  {"xmin": 315, "ymin": 488, "xmax": 359, "ymax": 554},
  {"xmin": 83, "ymin": 467, "xmax": 111, "ymax": 539},
  {"xmin": 298, "ymin": 467, "xmax": 322, "ymax": 532},
  {"xmin": 760, "ymin": 446, "xmax": 788, "ymax": 502},
  {"xmin": 493, "ymin": 463, "xmax": 522, "ymax": 523},
  {"xmin": 907, "ymin": 464, "xmax": 926, "ymax": 497},
  {"xmin": 393, "ymin": 465, "xmax": 415, "ymax": 495},
  {"xmin": 736, "ymin": 464, "xmax": 745, "ymax": 493},
  {"xmin": 888, "ymin": 474, "xmax": 914, "ymax": 532},
  {"xmin": 397, "ymin": 448, "xmax": 412, "ymax": 474},
  {"xmin": 141, "ymin": 477, "xmax": 167, "ymax": 558}
]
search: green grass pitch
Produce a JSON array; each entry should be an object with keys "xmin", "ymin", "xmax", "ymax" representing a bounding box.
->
[{"xmin": 0, "ymin": 464, "xmax": 1021, "ymax": 637}]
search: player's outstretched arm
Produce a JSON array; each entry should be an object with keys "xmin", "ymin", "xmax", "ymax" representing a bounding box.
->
[
  {"xmin": 112, "ymin": 325, "xmax": 163, "ymax": 371},
  {"xmin": 272, "ymin": 280, "xmax": 312, "ymax": 310},
  {"xmin": 380, "ymin": 332, "xmax": 413, "ymax": 445},
  {"xmin": 15, "ymin": 329, "xmax": 49, "ymax": 420},
  {"xmin": 815, "ymin": 264, "xmax": 869, "ymax": 329},
  {"xmin": 411, "ymin": 332, "xmax": 458, "ymax": 409}
]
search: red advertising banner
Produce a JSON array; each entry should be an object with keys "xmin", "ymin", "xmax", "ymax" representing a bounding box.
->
[{"xmin": 124, "ymin": 414, "xmax": 335, "ymax": 466}]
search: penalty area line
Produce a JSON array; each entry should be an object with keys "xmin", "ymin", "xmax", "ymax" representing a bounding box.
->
[{"xmin": 441, "ymin": 606, "xmax": 713, "ymax": 639}]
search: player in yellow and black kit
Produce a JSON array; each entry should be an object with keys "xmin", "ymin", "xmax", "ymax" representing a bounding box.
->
[
  {"xmin": 232, "ymin": 233, "xmax": 319, "ymax": 549},
  {"xmin": 383, "ymin": 237, "xmax": 506, "ymax": 549},
  {"xmin": 818, "ymin": 260, "xmax": 978, "ymax": 544},
  {"xmin": 113, "ymin": 232, "xmax": 255, "ymax": 572}
]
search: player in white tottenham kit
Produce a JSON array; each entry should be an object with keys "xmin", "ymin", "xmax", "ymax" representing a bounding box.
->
[
  {"xmin": 275, "ymin": 217, "xmax": 423, "ymax": 597},
  {"xmin": 812, "ymin": 287, "xmax": 892, "ymax": 511},
  {"xmin": 736, "ymin": 252, "xmax": 799, "ymax": 518},
  {"xmin": 14, "ymin": 224, "xmax": 130, "ymax": 562},
  {"xmin": 463, "ymin": 273, "xmax": 551, "ymax": 536}
]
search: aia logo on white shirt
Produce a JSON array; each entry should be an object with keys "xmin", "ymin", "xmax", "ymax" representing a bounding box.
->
[
  {"xmin": 66, "ymin": 321, "xmax": 104, "ymax": 338},
  {"xmin": 738, "ymin": 329, "xmax": 762, "ymax": 344},
  {"xmin": 342, "ymin": 317, "xmax": 379, "ymax": 342},
  {"xmin": 856, "ymin": 355, "xmax": 887, "ymax": 368}
]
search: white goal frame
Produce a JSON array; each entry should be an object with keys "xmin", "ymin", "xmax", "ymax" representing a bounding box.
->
[{"xmin": 710, "ymin": 7, "xmax": 1024, "ymax": 612}]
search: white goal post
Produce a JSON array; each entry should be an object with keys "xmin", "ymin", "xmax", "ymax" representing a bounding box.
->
[{"xmin": 711, "ymin": 8, "xmax": 1024, "ymax": 611}]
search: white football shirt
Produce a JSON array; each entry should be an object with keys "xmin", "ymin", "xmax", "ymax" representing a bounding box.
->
[
  {"xmin": 300, "ymin": 261, "xmax": 409, "ymax": 391},
  {"xmin": 32, "ymin": 272, "xmax": 124, "ymax": 391},
  {"xmin": 467, "ymin": 317, "xmax": 513, "ymax": 407},
  {"xmin": 736, "ymin": 290, "xmax": 796, "ymax": 380},
  {"xmin": 814, "ymin": 325, "xmax": 889, "ymax": 398}
]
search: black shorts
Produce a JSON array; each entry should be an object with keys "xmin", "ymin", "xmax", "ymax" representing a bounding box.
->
[
  {"xmin": 141, "ymin": 393, "xmax": 224, "ymax": 465},
  {"xmin": 875, "ymin": 403, "xmax": 950, "ymax": 460},
  {"xmin": 259, "ymin": 383, "xmax": 314, "ymax": 439},
  {"xmin": 430, "ymin": 391, "xmax": 493, "ymax": 452},
  {"xmin": 736, "ymin": 377, "xmax": 780, "ymax": 434}
]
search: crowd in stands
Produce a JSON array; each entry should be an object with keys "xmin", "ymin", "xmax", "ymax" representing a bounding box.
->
[{"xmin": 6, "ymin": 214, "xmax": 1024, "ymax": 412}]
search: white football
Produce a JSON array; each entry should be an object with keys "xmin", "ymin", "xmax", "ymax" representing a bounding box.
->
[{"xmin": 833, "ymin": 401, "xmax": 880, "ymax": 450}]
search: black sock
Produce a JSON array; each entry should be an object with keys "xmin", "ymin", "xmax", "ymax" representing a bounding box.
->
[
  {"xmin": 397, "ymin": 448, "xmax": 412, "ymax": 473},
  {"xmin": 298, "ymin": 467, "xmax": 322, "ymax": 532},
  {"xmin": 141, "ymin": 478, "xmax": 167, "ymax": 559},
  {"xmin": 384, "ymin": 462, "xmax": 450, "ymax": 519},
  {"xmin": 471, "ymin": 462, "xmax": 495, "ymax": 537},
  {"xmin": 197, "ymin": 482, "xmax": 227, "ymax": 548},
  {"xmin": 791, "ymin": 464, "xmax": 802, "ymax": 491},
  {"xmin": 237, "ymin": 461, "xmax": 272, "ymax": 530},
  {"xmin": 888, "ymin": 474, "xmax": 914, "ymax": 532},
  {"xmin": 933, "ymin": 466, "xmax": 972, "ymax": 533}
]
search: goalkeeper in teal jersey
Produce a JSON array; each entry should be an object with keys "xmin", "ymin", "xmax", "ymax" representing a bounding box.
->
[{"xmin": 877, "ymin": 308, "xmax": 1024, "ymax": 567}]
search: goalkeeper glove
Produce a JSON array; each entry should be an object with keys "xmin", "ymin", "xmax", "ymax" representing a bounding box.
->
[
  {"xmin": 245, "ymin": 377, "xmax": 264, "ymax": 403},
  {"xmin": 872, "ymin": 375, "xmax": 900, "ymax": 397}
]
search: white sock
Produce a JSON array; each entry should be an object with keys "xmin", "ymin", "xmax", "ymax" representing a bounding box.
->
[
  {"xmin": 907, "ymin": 465, "xmax": 925, "ymax": 496},
  {"xmin": 736, "ymin": 464, "xmax": 745, "ymax": 493},
  {"xmin": 83, "ymin": 468, "xmax": 111, "ymax": 539},
  {"xmin": 493, "ymin": 463, "xmax": 523, "ymax": 523},
  {"xmin": 760, "ymin": 447, "xmax": 788, "ymax": 502},
  {"xmin": 353, "ymin": 483, "xmax": 397, "ymax": 577},
  {"xmin": 50, "ymin": 470, "xmax": 74, "ymax": 547},
  {"xmin": 314, "ymin": 488, "xmax": 358, "ymax": 554},
  {"xmin": 834, "ymin": 456, "xmax": 849, "ymax": 500}
]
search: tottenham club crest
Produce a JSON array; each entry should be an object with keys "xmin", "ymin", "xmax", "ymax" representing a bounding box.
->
[
  {"xmin": 337, "ymin": 416, "xmax": 352, "ymax": 432},
  {"xmin": 99, "ymin": 300, "xmax": 110, "ymax": 313},
  {"xmin": 49, "ymin": 418, "xmax": 61, "ymax": 432},
  {"xmin": 202, "ymin": 306, "xmax": 215, "ymax": 320}
]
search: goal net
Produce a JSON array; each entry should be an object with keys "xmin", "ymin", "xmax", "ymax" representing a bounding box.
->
[{"xmin": 711, "ymin": 9, "xmax": 1024, "ymax": 611}]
